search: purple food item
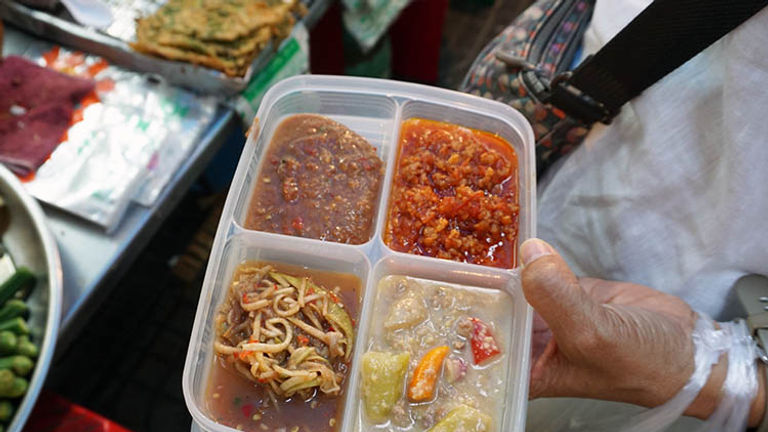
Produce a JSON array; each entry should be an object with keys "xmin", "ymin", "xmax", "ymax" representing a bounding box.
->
[
  {"xmin": 0, "ymin": 56, "xmax": 95, "ymax": 176},
  {"xmin": 444, "ymin": 357, "xmax": 467, "ymax": 383},
  {"xmin": 0, "ymin": 56, "xmax": 95, "ymax": 113},
  {"xmin": 0, "ymin": 103, "xmax": 73, "ymax": 176}
]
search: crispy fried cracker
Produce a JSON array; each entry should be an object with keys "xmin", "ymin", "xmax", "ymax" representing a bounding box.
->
[{"xmin": 133, "ymin": 0, "xmax": 298, "ymax": 76}]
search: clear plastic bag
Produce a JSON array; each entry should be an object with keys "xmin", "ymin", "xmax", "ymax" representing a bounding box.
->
[
  {"xmin": 526, "ymin": 316, "xmax": 758, "ymax": 432},
  {"xmin": 22, "ymin": 46, "xmax": 216, "ymax": 232}
]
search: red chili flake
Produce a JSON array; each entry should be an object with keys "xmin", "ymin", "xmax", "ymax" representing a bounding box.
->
[
  {"xmin": 292, "ymin": 216, "xmax": 304, "ymax": 232},
  {"xmin": 242, "ymin": 293, "xmax": 249, "ymax": 303},
  {"xmin": 361, "ymin": 158, "xmax": 375, "ymax": 171},
  {"xmin": 297, "ymin": 335, "xmax": 309, "ymax": 346},
  {"xmin": 274, "ymin": 284, "xmax": 278, "ymax": 290},
  {"xmin": 241, "ymin": 403, "xmax": 254, "ymax": 418}
]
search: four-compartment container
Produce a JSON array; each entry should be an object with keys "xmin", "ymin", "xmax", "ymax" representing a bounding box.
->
[{"xmin": 183, "ymin": 75, "xmax": 536, "ymax": 432}]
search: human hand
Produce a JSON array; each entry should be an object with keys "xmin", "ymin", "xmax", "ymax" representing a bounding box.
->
[{"xmin": 520, "ymin": 238, "xmax": 701, "ymax": 410}]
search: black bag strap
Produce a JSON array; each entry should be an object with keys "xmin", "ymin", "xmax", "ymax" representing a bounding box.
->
[{"xmin": 546, "ymin": 0, "xmax": 768, "ymax": 124}]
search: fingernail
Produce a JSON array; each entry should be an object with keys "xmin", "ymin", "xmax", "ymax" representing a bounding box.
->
[{"xmin": 520, "ymin": 239, "xmax": 554, "ymax": 265}]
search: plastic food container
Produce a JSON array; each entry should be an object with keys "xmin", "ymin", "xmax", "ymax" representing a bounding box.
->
[{"xmin": 183, "ymin": 75, "xmax": 536, "ymax": 432}]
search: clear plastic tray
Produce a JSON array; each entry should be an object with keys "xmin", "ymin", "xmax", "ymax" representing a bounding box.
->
[{"xmin": 183, "ymin": 75, "xmax": 536, "ymax": 432}]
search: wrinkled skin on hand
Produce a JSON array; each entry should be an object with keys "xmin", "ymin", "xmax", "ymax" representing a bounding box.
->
[{"xmin": 521, "ymin": 239, "xmax": 698, "ymax": 408}]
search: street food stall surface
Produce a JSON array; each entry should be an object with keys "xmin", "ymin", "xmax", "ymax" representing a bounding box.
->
[{"xmin": 2, "ymin": 26, "xmax": 240, "ymax": 350}]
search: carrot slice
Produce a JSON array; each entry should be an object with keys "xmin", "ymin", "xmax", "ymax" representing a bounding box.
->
[{"xmin": 407, "ymin": 346, "xmax": 450, "ymax": 402}]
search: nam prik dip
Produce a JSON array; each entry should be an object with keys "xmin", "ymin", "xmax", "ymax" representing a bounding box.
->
[
  {"xmin": 385, "ymin": 118, "xmax": 519, "ymax": 268},
  {"xmin": 246, "ymin": 114, "xmax": 384, "ymax": 245}
]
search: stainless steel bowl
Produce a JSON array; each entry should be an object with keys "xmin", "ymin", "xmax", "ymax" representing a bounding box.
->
[{"xmin": 0, "ymin": 165, "xmax": 62, "ymax": 431}]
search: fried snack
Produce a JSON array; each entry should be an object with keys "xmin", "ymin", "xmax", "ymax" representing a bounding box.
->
[{"xmin": 132, "ymin": 0, "xmax": 299, "ymax": 77}]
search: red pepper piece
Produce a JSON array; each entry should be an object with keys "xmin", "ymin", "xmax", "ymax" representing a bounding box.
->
[
  {"xmin": 241, "ymin": 403, "xmax": 253, "ymax": 418},
  {"xmin": 291, "ymin": 216, "xmax": 304, "ymax": 232},
  {"xmin": 328, "ymin": 292, "xmax": 340, "ymax": 303},
  {"xmin": 469, "ymin": 317, "xmax": 501, "ymax": 365}
]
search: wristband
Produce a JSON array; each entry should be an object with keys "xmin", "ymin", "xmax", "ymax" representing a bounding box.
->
[
  {"xmin": 697, "ymin": 319, "xmax": 758, "ymax": 431},
  {"xmin": 618, "ymin": 315, "xmax": 724, "ymax": 432},
  {"xmin": 618, "ymin": 314, "xmax": 759, "ymax": 432}
]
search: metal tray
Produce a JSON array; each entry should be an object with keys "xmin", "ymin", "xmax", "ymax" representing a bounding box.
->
[
  {"xmin": 0, "ymin": 0, "xmax": 325, "ymax": 96},
  {"xmin": 0, "ymin": 165, "xmax": 62, "ymax": 432}
]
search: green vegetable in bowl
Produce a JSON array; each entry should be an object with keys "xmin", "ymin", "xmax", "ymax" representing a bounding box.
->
[
  {"xmin": 0, "ymin": 401, "xmax": 13, "ymax": 422},
  {"xmin": 0, "ymin": 318, "xmax": 28, "ymax": 335},
  {"xmin": 16, "ymin": 335, "xmax": 37, "ymax": 359},
  {"xmin": 0, "ymin": 370, "xmax": 26, "ymax": 398},
  {"xmin": 16, "ymin": 335, "xmax": 40, "ymax": 358},
  {"xmin": 0, "ymin": 300, "xmax": 29, "ymax": 322},
  {"xmin": 2, "ymin": 377, "xmax": 27, "ymax": 399},
  {"xmin": 0, "ymin": 268, "xmax": 35, "ymax": 305},
  {"xmin": 0, "ymin": 371, "xmax": 13, "ymax": 395},
  {"xmin": 0, "ymin": 356, "xmax": 33, "ymax": 376},
  {"xmin": 361, "ymin": 351, "xmax": 410, "ymax": 424},
  {"xmin": 0, "ymin": 267, "xmax": 37, "ymax": 429},
  {"xmin": 0, "ymin": 333, "xmax": 15, "ymax": 355}
]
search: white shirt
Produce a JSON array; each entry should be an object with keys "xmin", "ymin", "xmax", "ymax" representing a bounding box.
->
[
  {"xmin": 528, "ymin": 3, "xmax": 768, "ymax": 431},
  {"xmin": 537, "ymin": 0, "xmax": 768, "ymax": 321}
]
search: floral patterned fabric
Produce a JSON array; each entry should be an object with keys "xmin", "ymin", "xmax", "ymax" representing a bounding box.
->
[{"xmin": 461, "ymin": 0, "xmax": 595, "ymax": 176}]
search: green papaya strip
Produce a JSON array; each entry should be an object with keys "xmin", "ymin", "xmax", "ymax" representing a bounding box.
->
[{"xmin": 271, "ymin": 272, "xmax": 356, "ymax": 360}]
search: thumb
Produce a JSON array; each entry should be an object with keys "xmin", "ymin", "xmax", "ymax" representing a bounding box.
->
[{"xmin": 520, "ymin": 239, "xmax": 598, "ymax": 339}]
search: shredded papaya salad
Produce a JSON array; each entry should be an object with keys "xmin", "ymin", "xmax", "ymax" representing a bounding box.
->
[{"xmin": 214, "ymin": 265, "xmax": 354, "ymax": 401}]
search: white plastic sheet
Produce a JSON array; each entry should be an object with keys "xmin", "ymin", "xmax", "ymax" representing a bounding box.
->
[{"xmin": 21, "ymin": 47, "xmax": 217, "ymax": 232}]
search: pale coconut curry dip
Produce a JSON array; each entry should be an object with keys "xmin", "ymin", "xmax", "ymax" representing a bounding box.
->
[{"xmin": 360, "ymin": 276, "xmax": 513, "ymax": 432}]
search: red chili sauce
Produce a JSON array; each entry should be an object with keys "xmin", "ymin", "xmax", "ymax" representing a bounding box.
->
[
  {"xmin": 244, "ymin": 114, "xmax": 384, "ymax": 244},
  {"xmin": 384, "ymin": 118, "xmax": 519, "ymax": 268}
]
